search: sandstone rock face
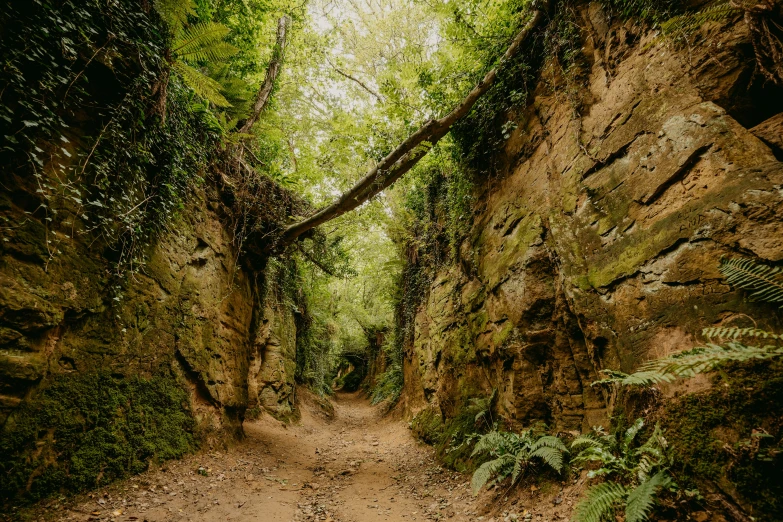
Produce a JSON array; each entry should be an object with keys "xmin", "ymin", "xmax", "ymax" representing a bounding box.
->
[
  {"xmin": 402, "ymin": 10, "xmax": 783, "ymax": 432},
  {"xmin": 249, "ymin": 285, "xmax": 298, "ymax": 419},
  {"xmin": 0, "ymin": 183, "xmax": 298, "ymax": 497}
]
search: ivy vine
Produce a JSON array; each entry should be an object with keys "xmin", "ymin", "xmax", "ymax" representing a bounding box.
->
[{"xmin": 1, "ymin": 0, "xmax": 219, "ymax": 279}]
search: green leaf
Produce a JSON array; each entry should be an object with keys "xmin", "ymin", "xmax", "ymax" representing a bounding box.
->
[
  {"xmin": 471, "ymin": 454, "xmax": 514, "ymax": 495},
  {"xmin": 529, "ymin": 445, "xmax": 565, "ymax": 473},
  {"xmin": 574, "ymin": 482, "xmax": 628, "ymax": 522},
  {"xmin": 173, "ymin": 22, "xmax": 238, "ymax": 63},
  {"xmin": 625, "ymin": 471, "xmax": 672, "ymax": 522},
  {"xmin": 720, "ymin": 257, "xmax": 783, "ymax": 307},
  {"xmin": 172, "ymin": 61, "xmax": 231, "ymax": 107}
]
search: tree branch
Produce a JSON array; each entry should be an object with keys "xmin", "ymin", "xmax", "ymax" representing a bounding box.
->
[
  {"xmin": 237, "ymin": 15, "xmax": 290, "ymax": 134},
  {"xmin": 279, "ymin": 0, "xmax": 550, "ymax": 246},
  {"xmin": 296, "ymin": 243, "xmax": 337, "ymax": 276},
  {"xmin": 328, "ymin": 59, "xmax": 384, "ymax": 102}
]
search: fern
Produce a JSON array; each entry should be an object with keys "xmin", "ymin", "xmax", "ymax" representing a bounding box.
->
[
  {"xmin": 534, "ymin": 435, "xmax": 569, "ymax": 452},
  {"xmin": 720, "ymin": 257, "xmax": 783, "ymax": 307},
  {"xmin": 661, "ymin": 1, "xmax": 741, "ymax": 39},
  {"xmin": 153, "ymin": 0, "xmax": 237, "ymax": 108},
  {"xmin": 470, "ymin": 389, "xmax": 497, "ymax": 428},
  {"xmin": 703, "ymin": 326, "xmax": 782, "ymax": 342},
  {"xmin": 601, "ymin": 342, "xmax": 783, "ymax": 386},
  {"xmin": 174, "ymin": 22, "xmax": 238, "ymax": 63},
  {"xmin": 592, "ymin": 369, "xmax": 677, "ymax": 387},
  {"xmin": 642, "ymin": 342, "xmax": 782, "ymax": 376},
  {"xmin": 173, "ymin": 61, "xmax": 231, "ymax": 107},
  {"xmin": 471, "ymin": 428, "xmax": 567, "ymax": 495},
  {"xmin": 571, "ymin": 433, "xmax": 605, "ymax": 451},
  {"xmin": 471, "ymin": 430, "xmax": 507, "ymax": 457},
  {"xmin": 625, "ymin": 471, "xmax": 672, "ymax": 522},
  {"xmin": 530, "ymin": 445, "xmax": 565, "ymax": 473},
  {"xmin": 599, "ymin": 257, "xmax": 783, "ymax": 386},
  {"xmin": 471, "ymin": 454, "xmax": 514, "ymax": 494},
  {"xmin": 154, "ymin": 0, "xmax": 195, "ymax": 29},
  {"xmin": 571, "ymin": 434, "xmax": 617, "ymax": 473},
  {"xmin": 572, "ymin": 421, "xmax": 673, "ymax": 522},
  {"xmin": 634, "ymin": 426, "xmax": 668, "ymax": 483},
  {"xmin": 623, "ymin": 418, "xmax": 644, "ymax": 448},
  {"xmin": 512, "ymin": 451, "xmax": 527, "ymax": 482},
  {"xmin": 574, "ymin": 482, "xmax": 628, "ymax": 522}
]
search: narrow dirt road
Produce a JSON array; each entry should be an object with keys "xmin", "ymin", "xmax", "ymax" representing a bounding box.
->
[{"xmin": 37, "ymin": 392, "xmax": 481, "ymax": 522}]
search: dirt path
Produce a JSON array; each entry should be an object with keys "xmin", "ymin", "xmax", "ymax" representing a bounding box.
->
[{"xmin": 34, "ymin": 392, "xmax": 481, "ymax": 522}]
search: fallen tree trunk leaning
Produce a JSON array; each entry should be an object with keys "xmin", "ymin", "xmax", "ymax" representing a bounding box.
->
[{"xmin": 278, "ymin": 0, "xmax": 551, "ymax": 247}]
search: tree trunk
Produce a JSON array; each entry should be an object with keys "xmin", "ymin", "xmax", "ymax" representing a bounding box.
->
[
  {"xmin": 237, "ymin": 15, "xmax": 290, "ymax": 135},
  {"xmin": 279, "ymin": 0, "xmax": 550, "ymax": 246}
]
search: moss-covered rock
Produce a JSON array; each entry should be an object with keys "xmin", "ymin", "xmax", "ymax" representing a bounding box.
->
[
  {"xmin": 661, "ymin": 361, "xmax": 783, "ymax": 521},
  {"xmin": 0, "ymin": 372, "xmax": 195, "ymax": 501}
]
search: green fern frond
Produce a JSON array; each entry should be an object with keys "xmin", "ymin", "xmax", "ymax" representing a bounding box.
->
[
  {"xmin": 172, "ymin": 61, "xmax": 231, "ymax": 107},
  {"xmin": 623, "ymin": 418, "xmax": 644, "ymax": 449},
  {"xmin": 185, "ymin": 41, "xmax": 238, "ymax": 63},
  {"xmin": 574, "ymin": 482, "xmax": 628, "ymax": 522},
  {"xmin": 720, "ymin": 257, "xmax": 783, "ymax": 307},
  {"xmin": 174, "ymin": 22, "xmax": 238, "ymax": 63},
  {"xmin": 639, "ymin": 424, "xmax": 667, "ymax": 453},
  {"xmin": 471, "ymin": 430, "xmax": 507, "ymax": 457},
  {"xmin": 592, "ymin": 369, "xmax": 677, "ymax": 387},
  {"xmin": 661, "ymin": 1, "xmax": 741, "ymax": 38},
  {"xmin": 640, "ymin": 342, "xmax": 783, "ymax": 377},
  {"xmin": 571, "ymin": 432, "xmax": 618, "ymax": 468},
  {"xmin": 572, "ymin": 445, "xmax": 617, "ymax": 468},
  {"xmin": 635, "ymin": 425, "xmax": 668, "ymax": 479},
  {"xmin": 625, "ymin": 471, "xmax": 672, "ymax": 522},
  {"xmin": 154, "ymin": 0, "xmax": 195, "ymax": 31},
  {"xmin": 703, "ymin": 326, "xmax": 783, "ymax": 341},
  {"xmin": 571, "ymin": 434, "xmax": 605, "ymax": 451},
  {"xmin": 636, "ymin": 455, "xmax": 655, "ymax": 483},
  {"xmin": 471, "ymin": 454, "xmax": 514, "ymax": 495},
  {"xmin": 608, "ymin": 342, "xmax": 783, "ymax": 387},
  {"xmin": 512, "ymin": 451, "xmax": 528, "ymax": 483},
  {"xmin": 530, "ymin": 445, "xmax": 565, "ymax": 473},
  {"xmin": 532, "ymin": 435, "xmax": 569, "ymax": 453}
]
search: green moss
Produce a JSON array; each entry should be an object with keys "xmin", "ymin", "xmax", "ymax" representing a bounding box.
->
[
  {"xmin": 411, "ymin": 408, "xmax": 444, "ymax": 445},
  {"xmin": 492, "ymin": 321, "xmax": 515, "ymax": 348},
  {"xmin": 447, "ymin": 325, "xmax": 476, "ymax": 367},
  {"xmin": 0, "ymin": 371, "xmax": 196, "ymax": 504},
  {"xmin": 435, "ymin": 407, "xmax": 485, "ymax": 472},
  {"xmin": 481, "ymin": 213, "xmax": 542, "ymax": 289},
  {"xmin": 660, "ymin": 360, "xmax": 783, "ymax": 521}
]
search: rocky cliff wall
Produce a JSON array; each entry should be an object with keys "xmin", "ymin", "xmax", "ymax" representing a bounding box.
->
[
  {"xmin": 0, "ymin": 180, "xmax": 299, "ymax": 500},
  {"xmin": 402, "ymin": 5, "xmax": 783, "ymax": 433}
]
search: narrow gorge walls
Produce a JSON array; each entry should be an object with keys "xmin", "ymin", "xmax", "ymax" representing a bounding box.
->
[
  {"xmin": 401, "ymin": 6, "xmax": 783, "ymax": 432},
  {"xmin": 0, "ymin": 182, "xmax": 300, "ymax": 500}
]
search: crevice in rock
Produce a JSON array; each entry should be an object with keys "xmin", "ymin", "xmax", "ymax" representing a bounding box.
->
[
  {"xmin": 638, "ymin": 143, "xmax": 713, "ymax": 206},
  {"xmin": 581, "ymin": 130, "xmax": 651, "ymax": 180},
  {"xmin": 174, "ymin": 349, "xmax": 220, "ymax": 409}
]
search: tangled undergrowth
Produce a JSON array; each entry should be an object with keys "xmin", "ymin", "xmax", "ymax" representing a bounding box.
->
[{"xmin": 1, "ymin": 0, "xmax": 221, "ymax": 280}]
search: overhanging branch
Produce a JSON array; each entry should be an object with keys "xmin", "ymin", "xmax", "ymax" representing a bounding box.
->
[{"xmin": 279, "ymin": 0, "xmax": 550, "ymax": 246}]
